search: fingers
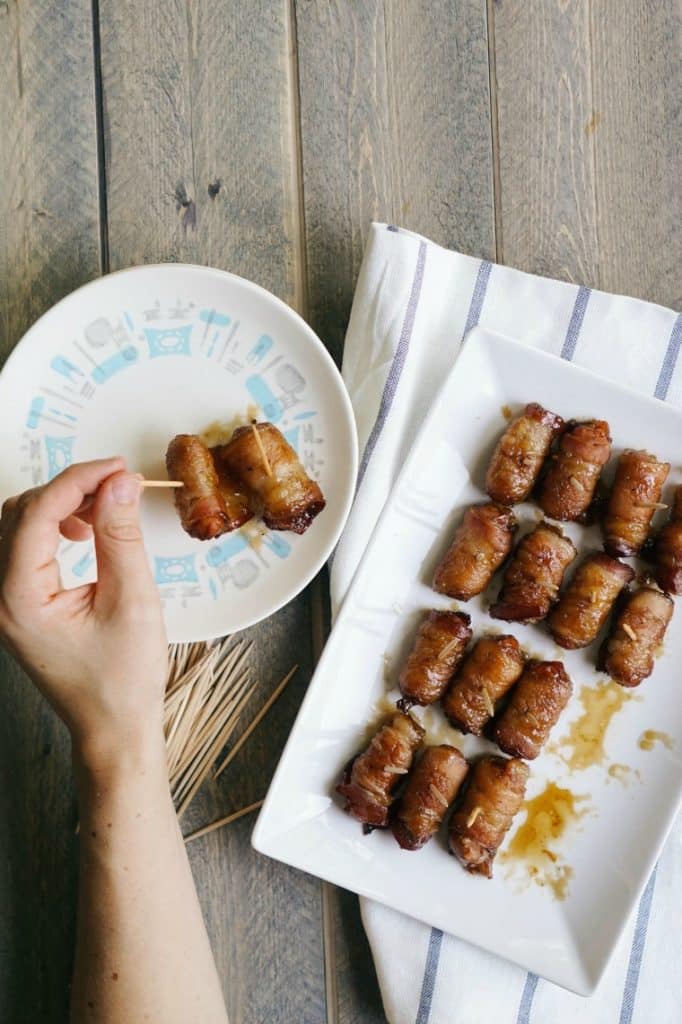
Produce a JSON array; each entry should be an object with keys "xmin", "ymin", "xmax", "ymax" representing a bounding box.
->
[
  {"xmin": 90, "ymin": 471, "xmax": 157, "ymax": 612},
  {"xmin": 59, "ymin": 515, "xmax": 94, "ymax": 543},
  {"xmin": 1, "ymin": 458, "xmax": 124, "ymax": 601}
]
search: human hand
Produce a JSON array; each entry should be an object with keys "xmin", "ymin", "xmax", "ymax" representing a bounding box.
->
[{"xmin": 0, "ymin": 459, "xmax": 168, "ymax": 771}]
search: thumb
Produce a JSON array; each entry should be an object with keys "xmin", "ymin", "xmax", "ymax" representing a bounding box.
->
[{"xmin": 91, "ymin": 471, "xmax": 153, "ymax": 605}]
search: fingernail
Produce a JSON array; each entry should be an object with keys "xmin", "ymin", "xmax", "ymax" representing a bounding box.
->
[{"xmin": 111, "ymin": 475, "xmax": 140, "ymax": 504}]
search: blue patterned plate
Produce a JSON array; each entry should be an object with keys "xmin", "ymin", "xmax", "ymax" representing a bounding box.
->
[{"xmin": 0, "ymin": 265, "xmax": 357, "ymax": 641}]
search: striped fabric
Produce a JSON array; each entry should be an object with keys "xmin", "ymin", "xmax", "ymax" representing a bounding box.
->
[{"xmin": 330, "ymin": 223, "xmax": 681, "ymax": 1024}]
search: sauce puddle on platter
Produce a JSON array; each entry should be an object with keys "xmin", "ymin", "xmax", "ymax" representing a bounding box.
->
[
  {"xmin": 638, "ymin": 729, "xmax": 675, "ymax": 752},
  {"xmin": 549, "ymin": 681, "xmax": 637, "ymax": 773},
  {"xmin": 500, "ymin": 782, "xmax": 590, "ymax": 900},
  {"xmin": 606, "ymin": 762, "xmax": 640, "ymax": 787}
]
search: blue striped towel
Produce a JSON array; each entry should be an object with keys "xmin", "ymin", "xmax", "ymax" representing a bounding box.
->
[{"xmin": 329, "ymin": 223, "xmax": 681, "ymax": 1024}]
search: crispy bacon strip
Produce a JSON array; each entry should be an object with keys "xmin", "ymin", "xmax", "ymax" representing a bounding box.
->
[
  {"xmin": 336, "ymin": 713, "xmax": 425, "ymax": 828},
  {"xmin": 603, "ymin": 449, "xmax": 670, "ymax": 556},
  {"xmin": 485, "ymin": 403, "xmax": 563, "ymax": 505},
  {"xmin": 442, "ymin": 635, "xmax": 525, "ymax": 735},
  {"xmin": 166, "ymin": 434, "xmax": 249, "ymax": 540},
  {"xmin": 448, "ymin": 756, "xmax": 529, "ymax": 878},
  {"xmin": 398, "ymin": 611, "xmax": 472, "ymax": 706},
  {"xmin": 490, "ymin": 522, "xmax": 576, "ymax": 624},
  {"xmin": 655, "ymin": 486, "xmax": 682, "ymax": 594},
  {"xmin": 391, "ymin": 745, "xmax": 469, "ymax": 851},
  {"xmin": 548, "ymin": 552, "xmax": 634, "ymax": 649},
  {"xmin": 216, "ymin": 422, "xmax": 325, "ymax": 534},
  {"xmin": 490, "ymin": 660, "xmax": 573, "ymax": 760},
  {"xmin": 432, "ymin": 503, "xmax": 517, "ymax": 600},
  {"xmin": 538, "ymin": 419, "xmax": 611, "ymax": 521},
  {"xmin": 600, "ymin": 586, "xmax": 674, "ymax": 687}
]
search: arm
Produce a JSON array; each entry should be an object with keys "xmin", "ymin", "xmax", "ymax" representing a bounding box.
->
[{"xmin": 0, "ymin": 461, "xmax": 228, "ymax": 1024}]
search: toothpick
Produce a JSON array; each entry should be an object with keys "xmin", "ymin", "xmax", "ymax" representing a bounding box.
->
[
  {"xmin": 251, "ymin": 423, "xmax": 273, "ymax": 478},
  {"xmin": 213, "ymin": 665, "xmax": 298, "ymax": 780},
  {"xmin": 183, "ymin": 800, "xmax": 264, "ymax": 844},
  {"xmin": 141, "ymin": 480, "xmax": 183, "ymax": 488},
  {"xmin": 466, "ymin": 805, "xmax": 483, "ymax": 828},
  {"xmin": 635, "ymin": 501, "xmax": 668, "ymax": 510}
]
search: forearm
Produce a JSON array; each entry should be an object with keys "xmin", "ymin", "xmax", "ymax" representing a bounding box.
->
[{"xmin": 70, "ymin": 736, "xmax": 228, "ymax": 1024}]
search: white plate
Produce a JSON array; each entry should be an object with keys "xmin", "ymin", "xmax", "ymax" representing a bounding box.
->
[
  {"xmin": 0, "ymin": 265, "xmax": 357, "ymax": 642},
  {"xmin": 253, "ymin": 327, "xmax": 682, "ymax": 995}
]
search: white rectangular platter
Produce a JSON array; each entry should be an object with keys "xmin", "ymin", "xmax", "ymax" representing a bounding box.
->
[{"xmin": 252, "ymin": 327, "xmax": 682, "ymax": 995}]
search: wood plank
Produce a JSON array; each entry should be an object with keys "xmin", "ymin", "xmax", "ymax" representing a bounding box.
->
[
  {"xmin": 294, "ymin": 2, "xmax": 495, "ymax": 1020},
  {"xmin": 97, "ymin": 3, "xmax": 325, "ymax": 1021},
  {"xmin": 0, "ymin": 0, "xmax": 101, "ymax": 360},
  {"xmin": 492, "ymin": 0, "xmax": 681, "ymax": 307},
  {"xmin": 294, "ymin": 0, "xmax": 495, "ymax": 364},
  {"xmin": 0, "ymin": 2, "xmax": 101, "ymax": 1020}
]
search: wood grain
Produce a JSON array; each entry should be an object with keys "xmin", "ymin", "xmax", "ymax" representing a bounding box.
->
[
  {"xmin": 99, "ymin": 0, "xmax": 305, "ymax": 307},
  {"xmin": 97, "ymin": 3, "xmax": 325, "ymax": 1021},
  {"xmin": 492, "ymin": 0, "xmax": 681, "ymax": 306},
  {"xmin": 0, "ymin": 2, "xmax": 100, "ymax": 1020},
  {"xmin": 294, "ymin": 0, "xmax": 495, "ymax": 364},
  {"xmin": 0, "ymin": 0, "xmax": 101, "ymax": 361},
  {"xmin": 294, "ymin": 2, "xmax": 494, "ymax": 1019}
]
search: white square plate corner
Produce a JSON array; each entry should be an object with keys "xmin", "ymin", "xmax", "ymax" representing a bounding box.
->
[{"xmin": 253, "ymin": 327, "xmax": 682, "ymax": 995}]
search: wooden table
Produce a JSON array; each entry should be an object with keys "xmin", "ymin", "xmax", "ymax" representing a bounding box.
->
[{"xmin": 0, "ymin": 2, "xmax": 678, "ymax": 1021}]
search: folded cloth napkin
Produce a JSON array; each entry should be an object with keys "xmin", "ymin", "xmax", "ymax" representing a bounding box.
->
[{"xmin": 329, "ymin": 222, "xmax": 681, "ymax": 1024}]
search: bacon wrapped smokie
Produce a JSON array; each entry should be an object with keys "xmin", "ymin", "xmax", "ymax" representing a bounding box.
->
[
  {"xmin": 399, "ymin": 611, "xmax": 472, "ymax": 706},
  {"xmin": 655, "ymin": 486, "xmax": 682, "ymax": 594},
  {"xmin": 485, "ymin": 403, "xmax": 563, "ymax": 505},
  {"xmin": 599, "ymin": 586, "xmax": 673, "ymax": 687},
  {"xmin": 490, "ymin": 522, "xmax": 576, "ymax": 623},
  {"xmin": 442, "ymin": 635, "xmax": 525, "ymax": 735},
  {"xmin": 538, "ymin": 419, "xmax": 611, "ymax": 521},
  {"xmin": 166, "ymin": 434, "xmax": 252, "ymax": 540},
  {"xmin": 216, "ymin": 422, "xmax": 325, "ymax": 534},
  {"xmin": 448, "ymin": 756, "xmax": 529, "ymax": 878},
  {"xmin": 548, "ymin": 553, "xmax": 635, "ymax": 649},
  {"xmin": 391, "ymin": 745, "xmax": 468, "ymax": 851},
  {"xmin": 490, "ymin": 660, "xmax": 573, "ymax": 760},
  {"xmin": 603, "ymin": 449, "xmax": 670, "ymax": 557},
  {"xmin": 337, "ymin": 713, "xmax": 424, "ymax": 829},
  {"xmin": 432, "ymin": 503, "xmax": 517, "ymax": 600}
]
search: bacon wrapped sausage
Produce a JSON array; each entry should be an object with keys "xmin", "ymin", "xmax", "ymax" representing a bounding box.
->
[
  {"xmin": 485, "ymin": 403, "xmax": 563, "ymax": 505},
  {"xmin": 655, "ymin": 486, "xmax": 682, "ymax": 594},
  {"xmin": 391, "ymin": 745, "xmax": 468, "ymax": 851},
  {"xmin": 490, "ymin": 660, "xmax": 573, "ymax": 760},
  {"xmin": 337, "ymin": 713, "xmax": 424, "ymax": 829},
  {"xmin": 432, "ymin": 503, "xmax": 517, "ymax": 600},
  {"xmin": 399, "ymin": 611, "xmax": 472, "ymax": 707},
  {"xmin": 166, "ymin": 434, "xmax": 249, "ymax": 540},
  {"xmin": 442, "ymin": 635, "xmax": 525, "ymax": 735},
  {"xmin": 216, "ymin": 422, "xmax": 325, "ymax": 534},
  {"xmin": 538, "ymin": 419, "xmax": 612, "ymax": 521},
  {"xmin": 599, "ymin": 586, "xmax": 674, "ymax": 687},
  {"xmin": 603, "ymin": 449, "xmax": 670, "ymax": 556},
  {"xmin": 548, "ymin": 553, "xmax": 635, "ymax": 649},
  {"xmin": 490, "ymin": 522, "xmax": 576, "ymax": 623},
  {"xmin": 448, "ymin": 756, "xmax": 529, "ymax": 878}
]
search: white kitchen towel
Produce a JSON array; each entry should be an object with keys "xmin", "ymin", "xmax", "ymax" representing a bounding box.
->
[{"xmin": 329, "ymin": 222, "xmax": 682, "ymax": 1024}]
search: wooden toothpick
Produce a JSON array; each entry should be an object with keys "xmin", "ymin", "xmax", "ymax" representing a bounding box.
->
[
  {"xmin": 213, "ymin": 665, "xmax": 298, "ymax": 780},
  {"xmin": 183, "ymin": 799, "xmax": 264, "ymax": 844},
  {"xmin": 251, "ymin": 423, "xmax": 273, "ymax": 478},
  {"xmin": 141, "ymin": 480, "xmax": 183, "ymax": 488}
]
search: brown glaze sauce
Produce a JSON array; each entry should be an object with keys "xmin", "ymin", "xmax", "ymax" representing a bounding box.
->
[
  {"xmin": 549, "ymin": 682, "xmax": 637, "ymax": 772},
  {"xmin": 200, "ymin": 404, "xmax": 261, "ymax": 447},
  {"xmin": 638, "ymin": 729, "xmax": 675, "ymax": 752},
  {"xmin": 500, "ymin": 782, "xmax": 590, "ymax": 900}
]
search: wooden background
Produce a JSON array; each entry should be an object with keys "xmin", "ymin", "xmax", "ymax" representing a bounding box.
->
[{"xmin": 0, "ymin": 1, "xmax": 679, "ymax": 1021}]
